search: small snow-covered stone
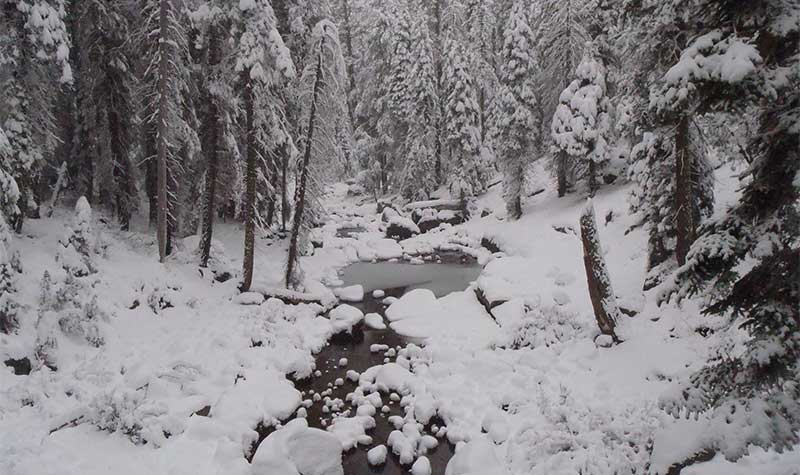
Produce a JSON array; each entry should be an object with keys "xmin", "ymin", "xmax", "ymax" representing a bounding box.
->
[
  {"xmin": 367, "ymin": 445, "xmax": 387, "ymax": 466},
  {"xmin": 364, "ymin": 313, "xmax": 386, "ymax": 330},
  {"xmin": 329, "ymin": 304, "xmax": 364, "ymax": 333},
  {"xmin": 382, "ymin": 296, "xmax": 398, "ymax": 305},
  {"xmin": 372, "ymin": 289, "xmax": 385, "ymax": 298},
  {"xmin": 338, "ymin": 358, "xmax": 348, "ymax": 367},
  {"xmin": 334, "ymin": 378, "xmax": 344, "ymax": 386},
  {"xmin": 232, "ymin": 291, "xmax": 264, "ymax": 305},
  {"xmin": 335, "ymin": 284, "xmax": 364, "ymax": 302},
  {"xmin": 346, "ymin": 370, "xmax": 360, "ymax": 382},
  {"xmin": 411, "ymin": 456, "xmax": 432, "ymax": 475},
  {"xmin": 370, "ymin": 344, "xmax": 390, "ymax": 353},
  {"xmin": 595, "ymin": 334, "xmax": 614, "ymax": 348}
]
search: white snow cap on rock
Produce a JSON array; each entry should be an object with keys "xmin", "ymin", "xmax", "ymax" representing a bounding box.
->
[
  {"xmin": 335, "ymin": 284, "xmax": 364, "ymax": 302},
  {"xmin": 367, "ymin": 445, "xmax": 388, "ymax": 466},
  {"xmin": 250, "ymin": 418, "xmax": 343, "ymax": 475},
  {"xmin": 329, "ymin": 304, "xmax": 364, "ymax": 333}
]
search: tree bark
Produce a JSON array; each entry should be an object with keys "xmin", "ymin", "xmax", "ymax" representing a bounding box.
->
[
  {"xmin": 588, "ymin": 159, "xmax": 597, "ymax": 197},
  {"xmin": 199, "ymin": 26, "xmax": 221, "ymax": 268},
  {"xmin": 675, "ymin": 115, "xmax": 694, "ymax": 266},
  {"xmin": 579, "ymin": 201, "xmax": 619, "ymax": 341},
  {"xmin": 557, "ymin": 150, "xmax": 568, "ymax": 197},
  {"xmin": 240, "ymin": 76, "xmax": 257, "ymax": 291},
  {"xmin": 156, "ymin": 0, "xmax": 170, "ymax": 263},
  {"xmin": 286, "ymin": 44, "xmax": 323, "ymax": 289},
  {"xmin": 280, "ymin": 142, "xmax": 290, "ymax": 231}
]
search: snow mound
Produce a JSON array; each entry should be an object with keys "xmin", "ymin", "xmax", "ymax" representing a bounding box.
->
[
  {"xmin": 250, "ymin": 418, "xmax": 343, "ymax": 475},
  {"xmin": 328, "ymin": 304, "xmax": 364, "ymax": 333},
  {"xmin": 334, "ymin": 284, "xmax": 364, "ymax": 302},
  {"xmin": 364, "ymin": 313, "xmax": 386, "ymax": 330}
]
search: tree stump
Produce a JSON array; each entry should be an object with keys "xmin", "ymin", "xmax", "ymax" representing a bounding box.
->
[{"xmin": 579, "ymin": 200, "xmax": 620, "ymax": 342}]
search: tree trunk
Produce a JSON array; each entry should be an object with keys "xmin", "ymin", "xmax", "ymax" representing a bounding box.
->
[
  {"xmin": 199, "ymin": 26, "xmax": 221, "ymax": 268},
  {"xmin": 340, "ymin": 0, "xmax": 355, "ymax": 128},
  {"xmin": 240, "ymin": 76, "xmax": 257, "ymax": 291},
  {"xmin": 675, "ymin": 115, "xmax": 694, "ymax": 266},
  {"xmin": 588, "ymin": 159, "xmax": 597, "ymax": 197},
  {"xmin": 579, "ymin": 200, "xmax": 619, "ymax": 341},
  {"xmin": 286, "ymin": 45, "xmax": 323, "ymax": 289},
  {"xmin": 156, "ymin": 0, "xmax": 170, "ymax": 263},
  {"xmin": 557, "ymin": 150, "xmax": 568, "ymax": 197},
  {"xmin": 281, "ymin": 142, "xmax": 290, "ymax": 231}
]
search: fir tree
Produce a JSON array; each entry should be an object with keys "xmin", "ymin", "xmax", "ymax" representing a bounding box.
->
[
  {"xmin": 443, "ymin": 39, "xmax": 487, "ymax": 199},
  {"xmin": 551, "ymin": 41, "xmax": 613, "ymax": 197},
  {"xmin": 286, "ymin": 19, "xmax": 346, "ymax": 289},
  {"xmin": 492, "ymin": 0, "xmax": 539, "ymax": 219}
]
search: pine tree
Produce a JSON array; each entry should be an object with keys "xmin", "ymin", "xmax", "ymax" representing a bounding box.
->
[
  {"xmin": 551, "ymin": 41, "xmax": 613, "ymax": 197},
  {"xmin": 492, "ymin": 0, "xmax": 539, "ymax": 219},
  {"xmin": 0, "ymin": 0, "xmax": 72, "ymax": 232},
  {"xmin": 72, "ymin": 0, "xmax": 137, "ymax": 230},
  {"xmin": 443, "ymin": 39, "xmax": 487, "ymax": 199},
  {"xmin": 658, "ymin": 0, "xmax": 800, "ymax": 459},
  {"xmin": 398, "ymin": 8, "xmax": 439, "ymax": 201},
  {"xmin": 232, "ymin": 0, "xmax": 295, "ymax": 292},
  {"xmin": 286, "ymin": 19, "xmax": 346, "ymax": 289},
  {"xmin": 535, "ymin": 0, "xmax": 590, "ymax": 197}
]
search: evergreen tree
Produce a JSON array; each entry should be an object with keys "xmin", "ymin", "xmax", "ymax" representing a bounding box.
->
[
  {"xmin": 0, "ymin": 0, "xmax": 72, "ymax": 232},
  {"xmin": 72, "ymin": 0, "xmax": 138, "ymax": 230},
  {"xmin": 551, "ymin": 41, "xmax": 613, "ymax": 197},
  {"xmin": 286, "ymin": 20, "xmax": 346, "ymax": 289},
  {"xmin": 231, "ymin": 0, "xmax": 295, "ymax": 291},
  {"xmin": 659, "ymin": 0, "xmax": 800, "ymax": 458},
  {"xmin": 535, "ymin": 0, "xmax": 590, "ymax": 197},
  {"xmin": 491, "ymin": 0, "xmax": 539, "ymax": 219},
  {"xmin": 443, "ymin": 39, "xmax": 487, "ymax": 199}
]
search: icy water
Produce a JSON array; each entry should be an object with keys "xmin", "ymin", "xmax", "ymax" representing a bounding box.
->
[
  {"xmin": 294, "ymin": 254, "xmax": 482, "ymax": 475},
  {"xmin": 335, "ymin": 226, "xmax": 368, "ymax": 238}
]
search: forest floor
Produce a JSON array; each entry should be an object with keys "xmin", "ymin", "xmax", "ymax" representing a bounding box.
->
[{"xmin": 2, "ymin": 162, "xmax": 799, "ymax": 475}]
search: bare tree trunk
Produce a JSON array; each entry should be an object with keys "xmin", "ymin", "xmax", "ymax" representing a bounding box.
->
[
  {"xmin": 557, "ymin": 150, "xmax": 568, "ymax": 197},
  {"xmin": 340, "ymin": 0, "xmax": 355, "ymax": 128},
  {"xmin": 286, "ymin": 47, "xmax": 323, "ymax": 289},
  {"xmin": 281, "ymin": 142, "xmax": 290, "ymax": 231},
  {"xmin": 675, "ymin": 115, "xmax": 694, "ymax": 266},
  {"xmin": 199, "ymin": 26, "xmax": 221, "ymax": 268},
  {"xmin": 579, "ymin": 200, "xmax": 619, "ymax": 341},
  {"xmin": 240, "ymin": 76, "xmax": 257, "ymax": 291},
  {"xmin": 156, "ymin": 0, "xmax": 170, "ymax": 263},
  {"xmin": 588, "ymin": 159, "xmax": 597, "ymax": 197}
]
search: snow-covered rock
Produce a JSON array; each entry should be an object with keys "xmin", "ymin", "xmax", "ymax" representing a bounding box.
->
[
  {"xmin": 364, "ymin": 313, "xmax": 386, "ymax": 330},
  {"xmin": 233, "ymin": 292, "xmax": 265, "ymax": 305},
  {"xmin": 250, "ymin": 418, "xmax": 343, "ymax": 475},
  {"xmin": 367, "ymin": 445, "xmax": 388, "ymax": 466},
  {"xmin": 328, "ymin": 305, "xmax": 364, "ymax": 333},
  {"xmin": 334, "ymin": 285, "xmax": 364, "ymax": 302}
]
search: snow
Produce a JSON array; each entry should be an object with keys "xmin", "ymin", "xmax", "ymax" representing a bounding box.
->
[
  {"xmin": 364, "ymin": 312, "xmax": 386, "ymax": 330},
  {"xmin": 333, "ymin": 284, "xmax": 363, "ymax": 302},
  {"xmin": 367, "ymin": 444, "xmax": 388, "ymax": 465},
  {"xmin": 233, "ymin": 292, "xmax": 265, "ymax": 305},
  {"xmin": 328, "ymin": 304, "xmax": 364, "ymax": 333},
  {"xmin": 411, "ymin": 456, "xmax": 432, "ymax": 475},
  {"xmin": 250, "ymin": 419, "xmax": 343, "ymax": 475}
]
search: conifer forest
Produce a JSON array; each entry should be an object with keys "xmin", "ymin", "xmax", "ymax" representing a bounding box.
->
[{"xmin": 1, "ymin": 1, "xmax": 798, "ymax": 474}]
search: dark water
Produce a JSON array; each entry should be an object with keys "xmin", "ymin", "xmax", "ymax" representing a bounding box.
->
[{"xmin": 293, "ymin": 254, "xmax": 482, "ymax": 475}]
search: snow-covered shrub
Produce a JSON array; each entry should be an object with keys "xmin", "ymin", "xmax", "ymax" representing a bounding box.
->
[
  {"xmin": 86, "ymin": 386, "xmax": 172, "ymax": 446},
  {"xmin": 0, "ymin": 213, "xmax": 22, "ymax": 334},
  {"xmin": 507, "ymin": 387, "xmax": 658, "ymax": 475},
  {"xmin": 34, "ymin": 270, "xmax": 109, "ymax": 368},
  {"xmin": 56, "ymin": 197, "xmax": 99, "ymax": 277},
  {"xmin": 496, "ymin": 303, "xmax": 585, "ymax": 349},
  {"xmin": 176, "ymin": 235, "xmax": 234, "ymax": 282}
]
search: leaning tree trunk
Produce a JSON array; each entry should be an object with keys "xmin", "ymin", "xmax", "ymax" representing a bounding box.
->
[
  {"xmin": 199, "ymin": 26, "xmax": 221, "ymax": 268},
  {"xmin": 156, "ymin": 0, "xmax": 171, "ymax": 263},
  {"xmin": 286, "ymin": 47, "xmax": 323, "ymax": 289},
  {"xmin": 674, "ymin": 115, "xmax": 694, "ymax": 266},
  {"xmin": 240, "ymin": 76, "xmax": 257, "ymax": 291},
  {"xmin": 579, "ymin": 200, "xmax": 619, "ymax": 341},
  {"xmin": 280, "ymin": 142, "xmax": 290, "ymax": 231}
]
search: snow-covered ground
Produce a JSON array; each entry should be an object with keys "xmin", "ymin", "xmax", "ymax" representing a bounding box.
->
[{"xmin": 2, "ymin": 165, "xmax": 797, "ymax": 475}]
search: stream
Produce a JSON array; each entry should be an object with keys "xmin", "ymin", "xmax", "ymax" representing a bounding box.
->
[{"xmin": 294, "ymin": 252, "xmax": 482, "ymax": 474}]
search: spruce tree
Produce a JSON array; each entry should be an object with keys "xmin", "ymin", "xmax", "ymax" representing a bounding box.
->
[
  {"xmin": 551, "ymin": 42, "xmax": 613, "ymax": 197},
  {"xmin": 492, "ymin": 0, "xmax": 539, "ymax": 220},
  {"xmin": 286, "ymin": 20, "xmax": 346, "ymax": 289}
]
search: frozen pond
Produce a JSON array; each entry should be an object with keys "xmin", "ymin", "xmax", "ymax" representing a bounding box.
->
[{"xmin": 293, "ymin": 254, "xmax": 482, "ymax": 474}]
